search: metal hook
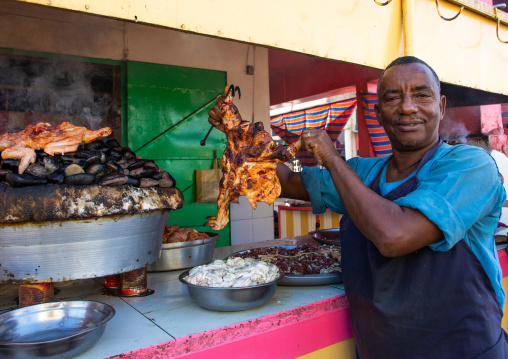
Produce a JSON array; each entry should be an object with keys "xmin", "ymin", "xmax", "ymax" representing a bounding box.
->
[
  {"xmin": 374, "ymin": 0, "xmax": 392, "ymax": 6},
  {"xmin": 225, "ymin": 84, "xmax": 242, "ymax": 99},
  {"xmin": 435, "ymin": 0, "xmax": 463, "ymax": 21},
  {"xmin": 225, "ymin": 84, "xmax": 235, "ymax": 97},
  {"xmin": 495, "ymin": 8, "xmax": 508, "ymax": 44}
]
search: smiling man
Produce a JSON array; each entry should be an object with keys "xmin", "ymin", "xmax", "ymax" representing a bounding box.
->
[
  {"xmin": 273, "ymin": 56, "xmax": 508, "ymax": 358},
  {"xmin": 208, "ymin": 56, "xmax": 508, "ymax": 358}
]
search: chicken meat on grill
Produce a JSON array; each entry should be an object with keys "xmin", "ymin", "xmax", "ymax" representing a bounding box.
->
[
  {"xmin": 0, "ymin": 122, "xmax": 112, "ymax": 173},
  {"xmin": 205, "ymin": 86, "xmax": 301, "ymax": 230}
]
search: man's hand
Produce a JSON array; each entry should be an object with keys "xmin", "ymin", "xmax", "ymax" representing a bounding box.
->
[
  {"xmin": 301, "ymin": 129, "xmax": 343, "ymax": 168},
  {"xmin": 207, "ymin": 95, "xmax": 244, "ymax": 133},
  {"xmin": 207, "ymin": 96, "xmax": 226, "ymax": 133}
]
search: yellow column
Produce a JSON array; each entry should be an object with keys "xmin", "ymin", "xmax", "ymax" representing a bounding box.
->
[{"xmin": 402, "ymin": 0, "xmax": 417, "ymax": 56}]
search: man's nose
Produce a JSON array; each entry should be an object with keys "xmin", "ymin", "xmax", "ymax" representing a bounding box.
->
[{"xmin": 399, "ymin": 94, "xmax": 417, "ymax": 114}]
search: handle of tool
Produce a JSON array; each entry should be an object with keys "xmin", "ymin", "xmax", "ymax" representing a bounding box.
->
[{"xmin": 200, "ymin": 125, "xmax": 214, "ymax": 146}]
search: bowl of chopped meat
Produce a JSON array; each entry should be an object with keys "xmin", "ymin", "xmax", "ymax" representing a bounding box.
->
[
  {"xmin": 179, "ymin": 257, "xmax": 284, "ymax": 311},
  {"xmin": 147, "ymin": 225, "xmax": 219, "ymax": 272}
]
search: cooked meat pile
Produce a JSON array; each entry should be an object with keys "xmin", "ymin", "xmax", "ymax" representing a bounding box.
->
[
  {"xmin": 205, "ymin": 86, "xmax": 301, "ymax": 230},
  {"xmin": 228, "ymin": 244, "xmax": 341, "ymax": 275},
  {"xmin": 0, "ymin": 123, "xmax": 177, "ymax": 189},
  {"xmin": 0, "ymin": 122, "xmax": 111, "ymax": 174},
  {"xmin": 162, "ymin": 225, "xmax": 209, "ymax": 243}
]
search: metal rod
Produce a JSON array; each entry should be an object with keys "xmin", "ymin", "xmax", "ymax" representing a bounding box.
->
[
  {"xmin": 134, "ymin": 96, "xmax": 217, "ymax": 153},
  {"xmin": 200, "ymin": 125, "xmax": 214, "ymax": 146}
]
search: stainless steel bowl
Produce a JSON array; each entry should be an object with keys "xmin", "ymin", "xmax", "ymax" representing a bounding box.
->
[
  {"xmin": 0, "ymin": 301, "xmax": 115, "ymax": 359},
  {"xmin": 179, "ymin": 270, "xmax": 284, "ymax": 311},
  {"xmin": 0, "ymin": 210, "xmax": 170, "ymax": 283},
  {"xmin": 147, "ymin": 233, "xmax": 218, "ymax": 272}
]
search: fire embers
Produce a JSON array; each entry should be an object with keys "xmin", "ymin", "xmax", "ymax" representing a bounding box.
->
[{"xmin": 0, "ymin": 138, "xmax": 176, "ymax": 188}]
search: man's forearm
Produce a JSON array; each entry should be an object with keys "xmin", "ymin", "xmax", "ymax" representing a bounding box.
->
[{"xmin": 277, "ymin": 163, "xmax": 309, "ymax": 200}]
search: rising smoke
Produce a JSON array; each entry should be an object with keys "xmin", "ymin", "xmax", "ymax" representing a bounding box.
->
[{"xmin": 0, "ymin": 55, "xmax": 118, "ymax": 132}]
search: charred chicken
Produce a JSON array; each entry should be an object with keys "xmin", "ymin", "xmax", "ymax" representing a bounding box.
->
[
  {"xmin": 0, "ymin": 122, "xmax": 111, "ymax": 173},
  {"xmin": 205, "ymin": 85, "xmax": 301, "ymax": 230}
]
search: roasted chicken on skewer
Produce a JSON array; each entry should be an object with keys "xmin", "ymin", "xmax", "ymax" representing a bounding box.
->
[
  {"xmin": 205, "ymin": 85, "xmax": 302, "ymax": 230},
  {"xmin": 0, "ymin": 122, "xmax": 111, "ymax": 174}
]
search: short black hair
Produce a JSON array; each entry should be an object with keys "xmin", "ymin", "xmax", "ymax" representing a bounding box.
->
[{"xmin": 376, "ymin": 56, "xmax": 441, "ymax": 96}]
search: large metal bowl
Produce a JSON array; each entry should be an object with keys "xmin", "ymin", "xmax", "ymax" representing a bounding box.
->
[
  {"xmin": 0, "ymin": 300, "xmax": 115, "ymax": 359},
  {"xmin": 179, "ymin": 270, "xmax": 284, "ymax": 312},
  {"xmin": 147, "ymin": 233, "xmax": 219, "ymax": 272},
  {"xmin": 0, "ymin": 210, "xmax": 171, "ymax": 283}
]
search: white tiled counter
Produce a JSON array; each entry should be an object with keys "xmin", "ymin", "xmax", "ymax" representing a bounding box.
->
[{"xmin": 0, "ymin": 236, "xmax": 350, "ymax": 359}]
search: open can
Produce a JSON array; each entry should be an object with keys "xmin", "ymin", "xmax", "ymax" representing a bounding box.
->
[
  {"xmin": 18, "ymin": 283, "xmax": 54, "ymax": 307},
  {"xmin": 121, "ymin": 267, "xmax": 147, "ymax": 296},
  {"xmin": 105, "ymin": 274, "xmax": 121, "ymax": 289}
]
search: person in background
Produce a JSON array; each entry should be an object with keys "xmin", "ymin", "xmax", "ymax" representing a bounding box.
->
[{"xmin": 208, "ymin": 56, "xmax": 508, "ymax": 358}]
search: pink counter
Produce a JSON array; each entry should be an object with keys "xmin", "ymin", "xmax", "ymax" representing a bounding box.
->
[{"xmin": 107, "ymin": 246, "xmax": 508, "ymax": 359}]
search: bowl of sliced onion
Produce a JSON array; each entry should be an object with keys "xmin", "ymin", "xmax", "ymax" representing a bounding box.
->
[{"xmin": 179, "ymin": 258, "xmax": 284, "ymax": 311}]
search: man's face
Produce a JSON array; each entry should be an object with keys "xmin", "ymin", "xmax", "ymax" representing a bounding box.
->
[{"xmin": 374, "ymin": 63, "xmax": 446, "ymax": 151}]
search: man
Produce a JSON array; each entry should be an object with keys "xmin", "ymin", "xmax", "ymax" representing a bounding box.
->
[{"xmin": 209, "ymin": 56, "xmax": 508, "ymax": 358}]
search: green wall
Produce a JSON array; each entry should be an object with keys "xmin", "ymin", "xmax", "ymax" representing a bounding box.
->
[{"xmin": 126, "ymin": 61, "xmax": 230, "ymax": 247}]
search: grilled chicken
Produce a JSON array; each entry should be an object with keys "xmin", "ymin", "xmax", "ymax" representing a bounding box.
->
[
  {"xmin": 0, "ymin": 122, "xmax": 111, "ymax": 173},
  {"xmin": 205, "ymin": 86, "xmax": 301, "ymax": 230}
]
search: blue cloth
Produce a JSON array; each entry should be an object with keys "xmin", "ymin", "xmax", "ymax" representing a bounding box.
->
[{"xmin": 301, "ymin": 143, "xmax": 507, "ymax": 308}]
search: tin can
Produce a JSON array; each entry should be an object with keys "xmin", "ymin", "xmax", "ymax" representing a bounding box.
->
[
  {"xmin": 104, "ymin": 274, "xmax": 121, "ymax": 289},
  {"xmin": 18, "ymin": 283, "xmax": 54, "ymax": 307},
  {"xmin": 121, "ymin": 267, "xmax": 147, "ymax": 296}
]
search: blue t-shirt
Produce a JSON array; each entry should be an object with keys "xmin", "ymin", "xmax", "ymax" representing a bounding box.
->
[{"xmin": 301, "ymin": 143, "xmax": 507, "ymax": 307}]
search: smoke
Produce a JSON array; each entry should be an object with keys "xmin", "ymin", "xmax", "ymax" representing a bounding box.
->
[
  {"xmin": 439, "ymin": 115, "xmax": 470, "ymax": 143},
  {"xmin": 0, "ymin": 55, "xmax": 117, "ymax": 131}
]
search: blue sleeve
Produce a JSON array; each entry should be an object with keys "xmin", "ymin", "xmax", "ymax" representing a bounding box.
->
[
  {"xmin": 301, "ymin": 157, "xmax": 385, "ymax": 215},
  {"xmin": 395, "ymin": 145, "xmax": 506, "ymax": 251}
]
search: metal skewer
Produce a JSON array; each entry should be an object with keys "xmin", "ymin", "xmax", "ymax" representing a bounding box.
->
[{"xmin": 200, "ymin": 126, "xmax": 214, "ymax": 146}]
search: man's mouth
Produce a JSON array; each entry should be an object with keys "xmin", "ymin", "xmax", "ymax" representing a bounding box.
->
[{"xmin": 395, "ymin": 118, "xmax": 424, "ymax": 131}]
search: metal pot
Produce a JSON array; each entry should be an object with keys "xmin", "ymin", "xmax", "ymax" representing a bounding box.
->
[
  {"xmin": 0, "ymin": 210, "xmax": 171, "ymax": 283},
  {"xmin": 147, "ymin": 233, "xmax": 218, "ymax": 272}
]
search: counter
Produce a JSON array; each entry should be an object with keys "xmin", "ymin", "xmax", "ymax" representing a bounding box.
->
[{"xmin": 1, "ymin": 238, "xmax": 507, "ymax": 358}]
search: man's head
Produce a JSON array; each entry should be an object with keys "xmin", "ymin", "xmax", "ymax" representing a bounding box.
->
[
  {"xmin": 374, "ymin": 56, "xmax": 446, "ymax": 152},
  {"xmin": 377, "ymin": 56, "xmax": 441, "ymax": 97}
]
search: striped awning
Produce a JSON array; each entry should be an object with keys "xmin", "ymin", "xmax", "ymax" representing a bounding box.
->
[
  {"xmin": 503, "ymin": 104, "xmax": 508, "ymax": 134},
  {"xmin": 360, "ymin": 92, "xmax": 392, "ymax": 157},
  {"xmin": 270, "ymin": 98, "xmax": 357, "ymax": 167}
]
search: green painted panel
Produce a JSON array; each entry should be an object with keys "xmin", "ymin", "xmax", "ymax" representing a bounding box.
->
[{"xmin": 126, "ymin": 61, "xmax": 230, "ymax": 246}]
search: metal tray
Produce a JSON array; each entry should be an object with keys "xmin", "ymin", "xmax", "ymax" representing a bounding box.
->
[
  {"xmin": 227, "ymin": 245, "xmax": 342, "ymax": 286},
  {"xmin": 0, "ymin": 300, "xmax": 115, "ymax": 359},
  {"xmin": 0, "ymin": 210, "xmax": 171, "ymax": 283},
  {"xmin": 308, "ymin": 228, "xmax": 341, "ymax": 246},
  {"xmin": 281, "ymin": 272, "xmax": 342, "ymax": 286},
  {"xmin": 147, "ymin": 233, "xmax": 219, "ymax": 272}
]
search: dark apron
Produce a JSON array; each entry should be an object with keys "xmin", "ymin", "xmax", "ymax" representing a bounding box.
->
[{"xmin": 340, "ymin": 141, "xmax": 508, "ymax": 359}]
